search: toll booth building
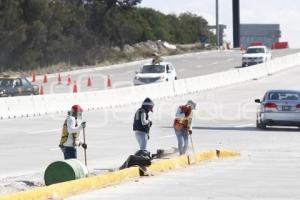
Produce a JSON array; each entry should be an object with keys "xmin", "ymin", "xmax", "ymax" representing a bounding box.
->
[{"xmin": 240, "ymin": 24, "xmax": 281, "ymax": 48}]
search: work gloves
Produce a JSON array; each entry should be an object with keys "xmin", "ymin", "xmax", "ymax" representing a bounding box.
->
[
  {"xmin": 81, "ymin": 143, "xmax": 87, "ymax": 149},
  {"xmin": 81, "ymin": 121, "xmax": 86, "ymax": 128}
]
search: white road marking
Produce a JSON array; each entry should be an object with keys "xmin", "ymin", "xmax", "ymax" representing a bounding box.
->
[
  {"xmin": 50, "ymin": 147, "xmax": 61, "ymax": 151},
  {"xmin": 211, "ymin": 62, "xmax": 219, "ymax": 65},
  {"xmin": 226, "ymin": 58, "xmax": 234, "ymax": 62},
  {"xmin": 159, "ymin": 135, "xmax": 174, "ymax": 139},
  {"xmin": 234, "ymin": 124, "xmax": 254, "ymax": 128},
  {"xmin": 26, "ymin": 128, "xmax": 61, "ymax": 135}
]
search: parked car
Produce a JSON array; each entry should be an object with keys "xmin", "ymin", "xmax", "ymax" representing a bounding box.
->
[
  {"xmin": 134, "ymin": 62, "xmax": 177, "ymax": 85},
  {"xmin": 242, "ymin": 45, "xmax": 272, "ymax": 67},
  {"xmin": 0, "ymin": 75, "xmax": 39, "ymax": 97},
  {"xmin": 255, "ymin": 90, "xmax": 300, "ymax": 129}
]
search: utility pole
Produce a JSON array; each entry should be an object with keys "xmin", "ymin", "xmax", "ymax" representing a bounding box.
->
[
  {"xmin": 216, "ymin": 0, "xmax": 219, "ymax": 47},
  {"xmin": 232, "ymin": 0, "xmax": 240, "ymax": 48}
]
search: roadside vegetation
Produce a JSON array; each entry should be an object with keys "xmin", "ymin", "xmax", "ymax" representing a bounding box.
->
[{"xmin": 0, "ymin": 0, "xmax": 215, "ymax": 73}]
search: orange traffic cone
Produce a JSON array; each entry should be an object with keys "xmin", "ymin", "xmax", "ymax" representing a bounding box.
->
[
  {"xmin": 73, "ymin": 81, "xmax": 78, "ymax": 93},
  {"xmin": 67, "ymin": 74, "xmax": 72, "ymax": 85},
  {"xmin": 87, "ymin": 76, "xmax": 92, "ymax": 87},
  {"xmin": 43, "ymin": 74, "xmax": 48, "ymax": 83},
  {"xmin": 58, "ymin": 73, "xmax": 62, "ymax": 84},
  {"xmin": 32, "ymin": 71, "xmax": 36, "ymax": 82},
  {"xmin": 107, "ymin": 75, "xmax": 112, "ymax": 88},
  {"xmin": 240, "ymin": 45, "xmax": 245, "ymax": 53},
  {"xmin": 40, "ymin": 85, "xmax": 44, "ymax": 95}
]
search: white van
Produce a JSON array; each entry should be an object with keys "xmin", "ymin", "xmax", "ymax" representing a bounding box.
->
[
  {"xmin": 134, "ymin": 62, "xmax": 177, "ymax": 85},
  {"xmin": 242, "ymin": 45, "xmax": 272, "ymax": 67}
]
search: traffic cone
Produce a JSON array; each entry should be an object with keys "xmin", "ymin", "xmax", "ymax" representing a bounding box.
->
[
  {"xmin": 73, "ymin": 81, "xmax": 78, "ymax": 93},
  {"xmin": 67, "ymin": 74, "xmax": 72, "ymax": 85},
  {"xmin": 240, "ymin": 45, "xmax": 245, "ymax": 53},
  {"xmin": 32, "ymin": 71, "xmax": 36, "ymax": 82},
  {"xmin": 87, "ymin": 76, "xmax": 93, "ymax": 87},
  {"xmin": 58, "ymin": 73, "xmax": 62, "ymax": 84},
  {"xmin": 107, "ymin": 75, "xmax": 112, "ymax": 88},
  {"xmin": 40, "ymin": 85, "xmax": 44, "ymax": 95},
  {"xmin": 43, "ymin": 74, "xmax": 48, "ymax": 83}
]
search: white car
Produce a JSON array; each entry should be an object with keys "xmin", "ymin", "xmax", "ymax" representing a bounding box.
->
[
  {"xmin": 134, "ymin": 62, "xmax": 177, "ymax": 85},
  {"xmin": 242, "ymin": 45, "xmax": 272, "ymax": 67}
]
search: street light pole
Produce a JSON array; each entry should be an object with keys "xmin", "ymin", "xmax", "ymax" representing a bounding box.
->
[
  {"xmin": 216, "ymin": 0, "xmax": 219, "ymax": 48},
  {"xmin": 232, "ymin": 0, "xmax": 240, "ymax": 48}
]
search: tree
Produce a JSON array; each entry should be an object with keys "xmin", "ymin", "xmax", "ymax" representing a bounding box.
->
[{"xmin": 0, "ymin": 0, "xmax": 214, "ymax": 70}]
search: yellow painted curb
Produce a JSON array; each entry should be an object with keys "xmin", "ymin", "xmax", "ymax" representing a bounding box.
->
[
  {"xmin": 147, "ymin": 155, "xmax": 189, "ymax": 173},
  {"xmin": 0, "ymin": 149, "xmax": 240, "ymax": 200},
  {"xmin": 216, "ymin": 149, "xmax": 240, "ymax": 158},
  {"xmin": 194, "ymin": 150, "xmax": 218, "ymax": 162},
  {"xmin": 147, "ymin": 149, "xmax": 239, "ymax": 174},
  {"xmin": 0, "ymin": 167, "xmax": 140, "ymax": 200}
]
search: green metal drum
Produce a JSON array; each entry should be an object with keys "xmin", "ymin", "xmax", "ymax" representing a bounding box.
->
[{"xmin": 44, "ymin": 159, "xmax": 88, "ymax": 186}]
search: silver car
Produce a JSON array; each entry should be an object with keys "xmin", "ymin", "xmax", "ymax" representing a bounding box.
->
[{"xmin": 255, "ymin": 90, "xmax": 300, "ymax": 129}]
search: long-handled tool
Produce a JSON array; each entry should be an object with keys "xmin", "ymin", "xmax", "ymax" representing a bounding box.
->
[
  {"xmin": 189, "ymin": 134, "xmax": 196, "ymax": 155},
  {"xmin": 188, "ymin": 133, "xmax": 197, "ymax": 164},
  {"xmin": 82, "ymin": 127, "xmax": 87, "ymax": 167}
]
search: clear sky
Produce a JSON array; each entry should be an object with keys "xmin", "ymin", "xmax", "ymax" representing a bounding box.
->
[{"xmin": 140, "ymin": 0, "xmax": 300, "ymax": 48}]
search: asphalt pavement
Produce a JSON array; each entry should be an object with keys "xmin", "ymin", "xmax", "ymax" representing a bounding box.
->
[
  {"xmin": 32, "ymin": 48, "xmax": 300, "ymax": 94},
  {"xmin": 0, "ymin": 50, "xmax": 300, "ymax": 198},
  {"xmin": 67, "ymin": 59, "xmax": 300, "ymax": 199}
]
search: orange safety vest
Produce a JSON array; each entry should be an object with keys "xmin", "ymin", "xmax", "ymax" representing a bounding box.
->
[{"xmin": 174, "ymin": 105, "xmax": 192, "ymax": 130}]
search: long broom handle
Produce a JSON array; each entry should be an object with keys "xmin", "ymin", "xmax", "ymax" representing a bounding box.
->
[
  {"xmin": 190, "ymin": 134, "xmax": 195, "ymax": 154},
  {"xmin": 83, "ymin": 127, "xmax": 87, "ymax": 167}
]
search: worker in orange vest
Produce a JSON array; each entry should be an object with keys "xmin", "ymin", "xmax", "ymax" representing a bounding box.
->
[{"xmin": 173, "ymin": 100, "xmax": 196, "ymax": 155}]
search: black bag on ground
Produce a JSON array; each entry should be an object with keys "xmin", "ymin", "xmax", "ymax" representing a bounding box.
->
[{"xmin": 119, "ymin": 150, "xmax": 152, "ymax": 170}]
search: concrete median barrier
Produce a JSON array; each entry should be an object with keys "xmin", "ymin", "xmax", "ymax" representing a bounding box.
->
[{"xmin": 0, "ymin": 52, "xmax": 300, "ymax": 120}]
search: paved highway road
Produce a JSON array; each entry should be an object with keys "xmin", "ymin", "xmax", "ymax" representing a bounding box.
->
[
  {"xmin": 0, "ymin": 51, "xmax": 300, "ymax": 197},
  {"xmin": 66, "ymin": 62, "xmax": 300, "ymax": 199},
  {"xmin": 33, "ymin": 49, "xmax": 300, "ymax": 94}
]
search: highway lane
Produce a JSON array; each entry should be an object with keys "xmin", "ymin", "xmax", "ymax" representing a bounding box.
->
[
  {"xmin": 65, "ymin": 63, "xmax": 300, "ymax": 199},
  {"xmin": 33, "ymin": 48, "xmax": 300, "ymax": 94},
  {"xmin": 0, "ymin": 55, "xmax": 300, "ymax": 195}
]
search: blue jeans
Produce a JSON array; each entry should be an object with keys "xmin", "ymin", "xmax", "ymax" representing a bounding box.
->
[
  {"xmin": 135, "ymin": 131, "xmax": 148, "ymax": 150},
  {"xmin": 175, "ymin": 128, "xmax": 189, "ymax": 155},
  {"xmin": 62, "ymin": 146, "xmax": 77, "ymax": 159}
]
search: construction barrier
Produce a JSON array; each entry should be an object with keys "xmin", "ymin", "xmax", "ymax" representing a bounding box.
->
[
  {"xmin": 0, "ymin": 150, "xmax": 239, "ymax": 200},
  {"xmin": 272, "ymin": 42, "xmax": 289, "ymax": 49},
  {"xmin": 0, "ymin": 52, "xmax": 300, "ymax": 119}
]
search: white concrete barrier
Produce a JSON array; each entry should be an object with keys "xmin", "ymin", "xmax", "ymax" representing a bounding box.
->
[{"xmin": 1, "ymin": 52, "xmax": 300, "ymax": 120}]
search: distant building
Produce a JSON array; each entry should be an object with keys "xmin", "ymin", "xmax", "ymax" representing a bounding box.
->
[{"xmin": 240, "ymin": 24, "xmax": 281, "ymax": 48}]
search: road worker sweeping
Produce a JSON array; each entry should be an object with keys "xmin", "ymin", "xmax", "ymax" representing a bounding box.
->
[
  {"xmin": 173, "ymin": 100, "xmax": 196, "ymax": 155},
  {"xmin": 59, "ymin": 105, "xmax": 87, "ymax": 160}
]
